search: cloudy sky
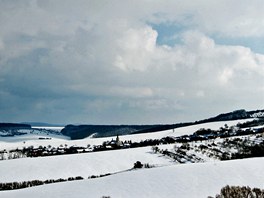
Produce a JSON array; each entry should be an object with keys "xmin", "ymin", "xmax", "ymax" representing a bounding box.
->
[{"xmin": 0, "ymin": 0, "xmax": 263, "ymax": 124}]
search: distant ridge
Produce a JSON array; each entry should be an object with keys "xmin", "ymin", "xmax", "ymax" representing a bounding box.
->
[
  {"xmin": 0, "ymin": 123, "xmax": 31, "ymax": 130},
  {"xmin": 61, "ymin": 125, "xmax": 158, "ymax": 140},
  {"xmin": 1, "ymin": 109, "xmax": 262, "ymax": 139},
  {"xmin": 61, "ymin": 109, "xmax": 264, "ymax": 140},
  {"xmin": 198, "ymin": 109, "xmax": 264, "ymax": 123},
  {"xmin": 21, "ymin": 122, "xmax": 65, "ymax": 127}
]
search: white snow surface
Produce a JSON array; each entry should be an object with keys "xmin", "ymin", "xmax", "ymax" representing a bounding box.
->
[
  {"xmin": 1, "ymin": 157, "xmax": 264, "ymax": 198},
  {"xmin": 0, "ymin": 146, "xmax": 173, "ymax": 183}
]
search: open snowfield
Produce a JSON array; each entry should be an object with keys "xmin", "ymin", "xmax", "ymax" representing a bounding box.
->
[
  {"xmin": 1, "ymin": 157, "xmax": 264, "ymax": 198},
  {"xmin": 0, "ymin": 146, "xmax": 173, "ymax": 183}
]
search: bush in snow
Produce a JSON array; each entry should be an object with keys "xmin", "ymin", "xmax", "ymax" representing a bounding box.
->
[
  {"xmin": 209, "ymin": 185, "xmax": 264, "ymax": 198},
  {"xmin": 134, "ymin": 161, "xmax": 143, "ymax": 169},
  {"xmin": 152, "ymin": 146, "xmax": 159, "ymax": 153}
]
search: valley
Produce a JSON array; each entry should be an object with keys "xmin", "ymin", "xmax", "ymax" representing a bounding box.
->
[{"xmin": 0, "ymin": 110, "xmax": 264, "ymax": 197}]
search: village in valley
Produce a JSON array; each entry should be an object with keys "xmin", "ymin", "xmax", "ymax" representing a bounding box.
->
[{"xmin": 1, "ymin": 116, "xmax": 264, "ymax": 162}]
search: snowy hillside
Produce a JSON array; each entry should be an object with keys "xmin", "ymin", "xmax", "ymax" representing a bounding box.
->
[
  {"xmin": 0, "ymin": 146, "xmax": 173, "ymax": 183},
  {"xmin": 1, "ymin": 157, "xmax": 264, "ymax": 198},
  {"xmin": 0, "ymin": 118, "xmax": 263, "ymax": 197}
]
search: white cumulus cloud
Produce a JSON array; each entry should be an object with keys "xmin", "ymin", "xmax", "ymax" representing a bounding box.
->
[{"xmin": 0, "ymin": 0, "xmax": 263, "ymax": 124}]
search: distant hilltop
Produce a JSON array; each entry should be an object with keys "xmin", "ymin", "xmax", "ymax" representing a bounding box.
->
[
  {"xmin": 21, "ymin": 122, "xmax": 65, "ymax": 127},
  {"xmin": 1, "ymin": 109, "xmax": 263, "ymax": 139},
  {"xmin": 61, "ymin": 109, "xmax": 264, "ymax": 140},
  {"xmin": 198, "ymin": 109, "xmax": 264, "ymax": 123},
  {"xmin": 0, "ymin": 123, "xmax": 31, "ymax": 130}
]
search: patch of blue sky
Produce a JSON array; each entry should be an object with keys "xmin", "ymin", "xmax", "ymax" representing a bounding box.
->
[
  {"xmin": 212, "ymin": 34, "xmax": 264, "ymax": 54},
  {"xmin": 151, "ymin": 23, "xmax": 187, "ymax": 47},
  {"xmin": 152, "ymin": 22, "xmax": 264, "ymax": 54}
]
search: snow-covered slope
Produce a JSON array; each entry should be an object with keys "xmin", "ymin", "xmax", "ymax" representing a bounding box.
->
[
  {"xmin": 0, "ymin": 146, "xmax": 173, "ymax": 183},
  {"xmin": 1, "ymin": 157, "xmax": 264, "ymax": 198}
]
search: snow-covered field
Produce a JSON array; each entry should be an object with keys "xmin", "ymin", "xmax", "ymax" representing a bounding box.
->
[
  {"xmin": 0, "ymin": 146, "xmax": 173, "ymax": 183},
  {"xmin": 1, "ymin": 157, "xmax": 264, "ymax": 198},
  {"xmin": 0, "ymin": 118, "xmax": 263, "ymax": 198}
]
